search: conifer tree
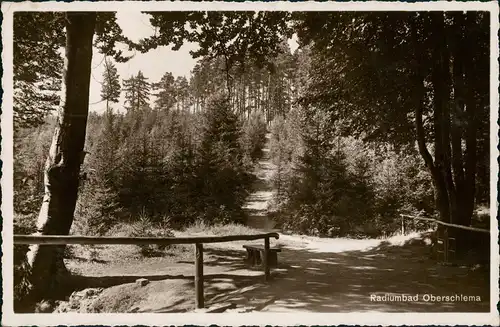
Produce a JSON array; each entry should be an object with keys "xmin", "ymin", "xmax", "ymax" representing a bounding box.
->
[
  {"xmin": 175, "ymin": 76, "xmax": 190, "ymax": 111},
  {"xmin": 123, "ymin": 70, "xmax": 151, "ymax": 112},
  {"xmin": 152, "ymin": 72, "xmax": 176, "ymax": 111},
  {"xmin": 100, "ymin": 58, "xmax": 121, "ymax": 111},
  {"xmin": 197, "ymin": 96, "xmax": 250, "ymax": 224}
]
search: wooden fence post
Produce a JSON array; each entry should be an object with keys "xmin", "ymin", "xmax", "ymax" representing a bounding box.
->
[
  {"xmin": 264, "ymin": 237, "xmax": 270, "ymax": 281},
  {"xmin": 194, "ymin": 243, "xmax": 204, "ymax": 309}
]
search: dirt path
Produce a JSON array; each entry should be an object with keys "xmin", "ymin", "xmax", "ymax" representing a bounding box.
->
[
  {"xmin": 58, "ymin": 133, "xmax": 490, "ymax": 312},
  {"xmin": 61, "ymin": 233, "xmax": 489, "ymax": 313},
  {"xmin": 210, "ymin": 234, "xmax": 489, "ymax": 312},
  {"xmin": 243, "ymin": 133, "xmax": 277, "ymax": 231}
]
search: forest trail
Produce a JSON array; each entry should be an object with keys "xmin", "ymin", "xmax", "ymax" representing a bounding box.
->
[
  {"xmin": 243, "ymin": 133, "xmax": 278, "ymax": 231},
  {"xmin": 58, "ymin": 135, "xmax": 490, "ymax": 313},
  {"xmin": 62, "ymin": 231, "xmax": 490, "ymax": 313}
]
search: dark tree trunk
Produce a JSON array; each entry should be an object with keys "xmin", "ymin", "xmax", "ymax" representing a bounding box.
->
[
  {"xmin": 461, "ymin": 12, "xmax": 480, "ymax": 228},
  {"xmin": 429, "ymin": 13, "xmax": 449, "ymax": 224},
  {"xmin": 429, "ymin": 12, "xmax": 469, "ymax": 227},
  {"xmin": 26, "ymin": 12, "xmax": 96, "ymax": 301},
  {"xmin": 410, "ymin": 15, "xmax": 451, "ymax": 225},
  {"xmin": 424, "ymin": 12, "xmax": 482, "ymax": 254},
  {"xmin": 414, "ymin": 73, "xmax": 446, "ymax": 223},
  {"xmin": 410, "ymin": 13, "xmax": 476, "ymax": 257},
  {"xmin": 450, "ymin": 12, "xmax": 469, "ymax": 228}
]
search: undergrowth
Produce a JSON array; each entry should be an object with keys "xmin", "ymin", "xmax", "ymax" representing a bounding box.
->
[{"xmin": 184, "ymin": 220, "xmax": 260, "ymax": 236}]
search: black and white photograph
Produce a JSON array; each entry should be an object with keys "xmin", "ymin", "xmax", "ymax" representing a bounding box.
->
[{"xmin": 2, "ymin": 1, "xmax": 499, "ymax": 325}]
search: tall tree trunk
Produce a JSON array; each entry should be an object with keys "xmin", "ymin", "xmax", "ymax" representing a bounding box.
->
[
  {"xmin": 448, "ymin": 13, "xmax": 479, "ymax": 251},
  {"xmin": 26, "ymin": 12, "xmax": 96, "ymax": 301},
  {"xmin": 430, "ymin": 13, "xmax": 456, "ymax": 224},
  {"xmin": 414, "ymin": 73, "xmax": 444, "ymax": 218},
  {"xmin": 410, "ymin": 14, "xmax": 450, "ymax": 224},
  {"xmin": 461, "ymin": 12, "xmax": 480, "ymax": 227},
  {"xmin": 450, "ymin": 12, "xmax": 467, "ymax": 226}
]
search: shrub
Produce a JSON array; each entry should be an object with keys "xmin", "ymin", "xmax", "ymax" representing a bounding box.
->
[
  {"xmin": 14, "ymin": 214, "xmax": 37, "ymax": 307},
  {"xmin": 129, "ymin": 211, "xmax": 174, "ymax": 257},
  {"xmin": 72, "ymin": 181, "xmax": 121, "ymax": 236}
]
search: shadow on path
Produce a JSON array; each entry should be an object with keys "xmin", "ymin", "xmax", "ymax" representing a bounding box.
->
[
  {"xmin": 59, "ymin": 235, "xmax": 489, "ymax": 313},
  {"xmin": 202, "ymin": 238, "xmax": 490, "ymax": 312}
]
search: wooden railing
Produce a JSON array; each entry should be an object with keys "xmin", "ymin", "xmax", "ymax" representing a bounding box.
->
[
  {"xmin": 14, "ymin": 232, "xmax": 280, "ymax": 309},
  {"xmin": 400, "ymin": 214, "xmax": 490, "ymax": 263},
  {"xmin": 400, "ymin": 214, "xmax": 490, "ymax": 234}
]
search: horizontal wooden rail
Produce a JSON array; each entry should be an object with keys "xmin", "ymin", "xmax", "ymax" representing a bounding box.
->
[
  {"xmin": 13, "ymin": 232, "xmax": 280, "ymax": 245},
  {"xmin": 14, "ymin": 232, "xmax": 280, "ymax": 310},
  {"xmin": 400, "ymin": 214, "xmax": 490, "ymax": 234}
]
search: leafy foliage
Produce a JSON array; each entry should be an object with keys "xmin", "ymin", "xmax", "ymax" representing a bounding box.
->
[
  {"xmin": 142, "ymin": 12, "xmax": 293, "ymax": 69},
  {"xmin": 13, "ymin": 12, "xmax": 135, "ymax": 129},
  {"xmin": 195, "ymin": 96, "xmax": 253, "ymax": 224},
  {"xmin": 13, "ymin": 12, "xmax": 64, "ymax": 128},
  {"xmin": 13, "ymin": 214, "xmax": 36, "ymax": 307},
  {"xmin": 129, "ymin": 212, "xmax": 174, "ymax": 257},
  {"xmin": 295, "ymin": 12, "xmax": 489, "ymax": 231}
]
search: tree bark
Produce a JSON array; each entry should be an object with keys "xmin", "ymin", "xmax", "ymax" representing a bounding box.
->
[
  {"xmin": 26, "ymin": 12, "xmax": 96, "ymax": 301},
  {"xmin": 411, "ymin": 12, "xmax": 483, "ymax": 256},
  {"xmin": 410, "ymin": 14, "xmax": 450, "ymax": 224},
  {"xmin": 430, "ymin": 13, "xmax": 457, "ymax": 224},
  {"xmin": 450, "ymin": 12, "xmax": 468, "ymax": 226},
  {"xmin": 414, "ymin": 74, "xmax": 447, "ymax": 222},
  {"xmin": 461, "ymin": 12, "xmax": 479, "ymax": 228}
]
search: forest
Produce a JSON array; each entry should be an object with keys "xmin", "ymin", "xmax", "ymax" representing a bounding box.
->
[{"xmin": 12, "ymin": 11, "xmax": 491, "ymax": 313}]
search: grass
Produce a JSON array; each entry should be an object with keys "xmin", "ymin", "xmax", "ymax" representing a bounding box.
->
[
  {"xmin": 381, "ymin": 230, "xmax": 433, "ymax": 246},
  {"xmin": 58, "ymin": 220, "xmax": 260, "ymax": 313},
  {"xmin": 184, "ymin": 220, "xmax": 261, "ymax": 236},
  {"xmin": 66, "ymin": 220, "xmax": 190, "ymax": 265},
  {"xmin": 66, "ymin": 219, "xmax": 261, "ymax": 266}
]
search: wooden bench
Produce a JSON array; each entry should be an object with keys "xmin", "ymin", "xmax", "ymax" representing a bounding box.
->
[{"xmin": 243, "ymin": 244, "xmax": 281, "ymax": 267}]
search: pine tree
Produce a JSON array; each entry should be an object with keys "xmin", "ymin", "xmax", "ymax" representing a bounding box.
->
[
  {"xmin": 152, "ymin": 72, "xmax": 176, "ymax": 111},
  {"xmin": 77, "ymin": 109, "xmax": 122, "ymax": 235},
  {"xmin": 100, "ymin": 58, "xmax": 121, "ymax": 111},
  {"xmin": 123, "ymin": 70, "xmax": 151, "ymax": 112},
  {"xmin": 175, "ymin": 76, "xmax": 190, "ymax": 112},
  {"xmin": 197, "ymin": 96, "xmax": 250, "ymax": 224}
]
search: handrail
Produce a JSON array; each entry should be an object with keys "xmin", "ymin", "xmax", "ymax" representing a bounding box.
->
[
  {"xmin": 14, "ymin": 232, "xmax": 280, "ymax": 310},
  {"xmin": 400, "ymin": 214, "xmax": 490, "ymax": 234},
  {"xmin": 13, "ymin": 232, "xmax": 280, "ymax": 245}
]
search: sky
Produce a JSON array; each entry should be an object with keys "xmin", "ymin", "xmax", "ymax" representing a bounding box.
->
[
  {"xmin": 88, "ymin": 12, "xmax": 198, "ymax": 113},
  {"xmin": 88, "ymin": 12, "xmax": 298, "ymax": 113}
]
